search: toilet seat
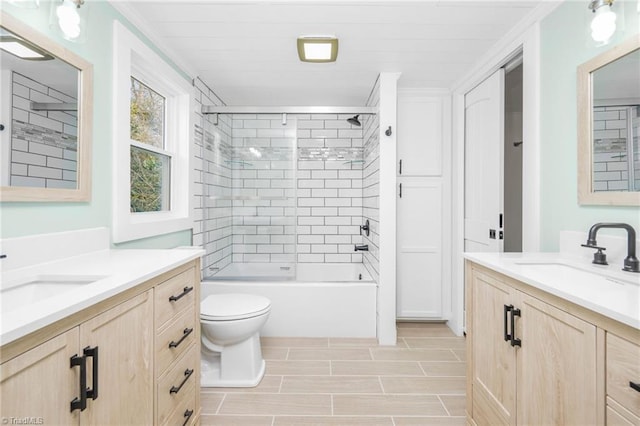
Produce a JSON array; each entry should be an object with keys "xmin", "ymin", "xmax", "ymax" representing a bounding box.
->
[{"xmin": 201, "ymin": 293, "xmax": 271, "ymax": 321}]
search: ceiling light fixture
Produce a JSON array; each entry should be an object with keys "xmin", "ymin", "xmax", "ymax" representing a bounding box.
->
[
  {"xmin": 297, "ymin": 36, "xmax": 338, "ymax": 63},
  {"xmin": 589, "ymin": 0, "xmax": 617, "ymax": 44},
  {"xmin": 0, "ymin": 36, "xmax": 54, "ymax": 60}
]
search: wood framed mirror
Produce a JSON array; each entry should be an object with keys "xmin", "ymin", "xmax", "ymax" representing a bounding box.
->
[
  {"xmin": 0, "ymin": 12, "xmax": 93, "ymax": 202},
  {"xmin": 577, "ymin": 35, "xmax": 640, "ymax": 206}
]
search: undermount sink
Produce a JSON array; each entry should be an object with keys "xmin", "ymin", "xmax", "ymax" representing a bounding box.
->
[
  {"xmin": 0, "ymin": 275, "xmax": 106, "ymax": 311},
  {"xmin": 513, "ymin": 261, "xmax": 639, "ymax": 286}
]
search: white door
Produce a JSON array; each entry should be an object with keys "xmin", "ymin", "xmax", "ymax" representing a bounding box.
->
[
  {"xmin": 397, "ymin": 180, "xmax": 442, "ymax": 319},
  {"xmin": 464, "ymin": 69, "xmax": 504, "ymax": 252}
]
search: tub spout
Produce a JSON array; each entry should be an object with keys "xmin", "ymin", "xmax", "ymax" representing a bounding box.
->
[{"xmin": 354, "ymin": 244, "xmax": 369, "ymax": 252}]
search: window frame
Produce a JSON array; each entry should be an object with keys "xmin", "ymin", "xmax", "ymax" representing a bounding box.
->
[{"xmin": 112, "ymin": 21, "xmax": 193, "ymax": 243}]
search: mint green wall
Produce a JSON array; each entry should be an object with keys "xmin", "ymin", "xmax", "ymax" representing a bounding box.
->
[
  {"xmin": 0, "ymin": 1, "xmax": 192, "ymax": 248},
  {"xmin": 540, "ymin": 0, "xmax": 640, "ymax": 251}
]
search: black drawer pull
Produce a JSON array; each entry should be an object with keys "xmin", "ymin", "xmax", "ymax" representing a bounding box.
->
[
  {"xmin": 84, "ymin": 346, "xmax": 99, "ymax": 400},
  {"xmin": 183, "ymin": 409, "xmax": 194, "ymax": 426},
  {"xmin": 70, "ymin": 354, "xmax": 87, "ymax": 412},
  {"xmin": 169, "ymin": 286, "xmax": 194, "ymax": 302},
  {"xmin": 169, "ymin": 328, "xmax": 193, "ymax": 349},
  {"xmin": 510, "ymin": 308, "xmax": 522, "ymax": 347},
  {"xmin": 631, "ymin": 381, "xmax": 640, "ymax": 393},
  {"xmin": 503, "ymin": 304, "xmax": 512, "ymax": 342},
  {"xmin": 170, "ymin": 369, "xmax": 194, "ymax": 394}
]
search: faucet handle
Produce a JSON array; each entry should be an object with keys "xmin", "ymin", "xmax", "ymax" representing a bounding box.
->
[
  {"xmin": 582, "ymin": 244, "xmax": 608, "ymax": 265},
  {"xmin": 581, "ymin": 243, "xmax": 607, "ymax": 251}
]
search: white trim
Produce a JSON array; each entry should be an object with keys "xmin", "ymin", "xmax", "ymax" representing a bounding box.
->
[
  {"xmin": 112, "ymin": 21, "xmax": 194, "ymax": 244},
  {"xmin": 1, "ymin": 70, "xmax": 12, "ymax": 187},
  {"xmin": 448, "ymin": 2, "xmax": 558, "ymax": 337},
  {"xmin": 377, "ymin": 72, "xmax": 401, "ymax": 346}
]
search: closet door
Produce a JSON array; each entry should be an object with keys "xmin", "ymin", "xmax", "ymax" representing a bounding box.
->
[{"xmin": 397, "ymin": 180, "xmax": 442, "ymax": 319}]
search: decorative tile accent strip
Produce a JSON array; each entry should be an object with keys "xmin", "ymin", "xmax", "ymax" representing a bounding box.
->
[
  {"xmin": 298, "ymin": 147, "xmax": 363, "ymax": 162},
  {"xmin": 12, "ymin": 120, "xmax": 77, "ymax": 151}
]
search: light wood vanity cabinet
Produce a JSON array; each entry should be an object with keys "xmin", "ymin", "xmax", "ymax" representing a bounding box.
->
[
  {"xmin": 154, "ymin": 268, "xmax": 200, "ymax": 426},
  {"xmin": 466, "ymin": 261, "xmax": 639, "ymax": 426},
  {"xmin": 606, "ymin": 333, "xmax": 640, "ymax": 425},
  {"xmin": 0, "ymin": 259, "xmax": 200, "ymax": 426}
]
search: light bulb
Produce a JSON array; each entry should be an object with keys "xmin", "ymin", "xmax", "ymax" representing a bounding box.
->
[
  {"xmin": 591, "ymin": 6, "xmax": 617, "ymax": 43},
  {"xmin": 56, "ymin": 0, "xmax": 81, "ymax": 40}
]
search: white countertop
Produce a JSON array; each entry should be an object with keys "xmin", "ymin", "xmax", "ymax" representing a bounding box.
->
[
  {"xmin": 0, "ymin": 248, "xmax": 204, "ymax": 346},
  {"xmin": 464, "ymin": 252, "xmax": 640, "ymax": 330}
]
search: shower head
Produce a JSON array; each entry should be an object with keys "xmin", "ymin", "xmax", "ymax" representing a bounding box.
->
[{"xmin": 347, "ymin": 115, "xmax": 361, "ymax": 127}]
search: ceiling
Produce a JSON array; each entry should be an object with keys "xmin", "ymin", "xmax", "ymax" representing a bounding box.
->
[{"xmin": 115, "ymin": 1, "xmax": 543, "ymax": 106}]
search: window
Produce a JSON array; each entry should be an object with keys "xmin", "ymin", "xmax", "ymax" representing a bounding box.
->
[
  {"xmin": 112, "ymin": 21, "xmax": 193, "ymax": 243},
  {"xmin": 129, "ymin": 77, "xmax": 170, "ymax": 212}
]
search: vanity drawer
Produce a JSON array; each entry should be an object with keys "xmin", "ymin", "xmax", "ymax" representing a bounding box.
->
[
  {"xmin": 161, "ymin": 386, "xmax": 196, "ymax": 426},
  {"xmin": 157, "ymin": 346, "xmax": 198, "ymax": 425},
  {"xmin": 156, "ymin": 307, "xmax": 196, "ymax": 375},
  {"xmin": 607, "ymin": 333, "xmax": 640, "ymax": 418},
  {"xmin": 155, "ymin": 268, "xmax": 196, "ymax": 330}
]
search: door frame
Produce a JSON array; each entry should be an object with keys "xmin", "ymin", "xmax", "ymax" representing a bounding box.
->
[{"xmin": 449, "ymin": 3, "xmax": 560, "ymax": 336}]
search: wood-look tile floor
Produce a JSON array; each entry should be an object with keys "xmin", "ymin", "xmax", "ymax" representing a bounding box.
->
[{"xmin": 200, "ymin": 323, "xmax": 466, "ymax": 426}]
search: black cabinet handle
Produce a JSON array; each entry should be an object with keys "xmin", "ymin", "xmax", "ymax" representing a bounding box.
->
[
  {"xmin": 169, "ymin": 328, "xmax": 194, "ymax": 349},
  {"xmin": 631, "ymin": 381, "xmax": 640, "ymax": 393},
  {"xmin": 183, "ymin": 409, "xmax": 194, "ymax": 426},
  {"xmin": 399, "ymin": 183, "xmax": 402, "ymax": 198},
  {"xmin": 84, "ymin": 346, "xmax": 98, "ymax": 400},
  {"xmin": 503, "ymin": 304, "xmax": 513, "ymax": 342},
  {"xmin": 169, "ymin": 286, "xmax": 194, "ymax": 302},
  {"xmin": 70, "ymin": 354, "xmax": 87, "ymax": 412},
  {"xmin": 510, "ymin": 308, "xmax": 522, "ymax": 347},
  {"xmin": 399, "ymin": 159, "xmax": 403, "ymax": 175},
  {"xmin": 170, "ymin": 369, "xmax": 194, "ymax": 394}
]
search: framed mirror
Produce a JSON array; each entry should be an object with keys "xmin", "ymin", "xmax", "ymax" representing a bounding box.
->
[
  {"xmin": 578, "ymin": 35, "xmax": 640, "ymax": 206},
  {"xmin": 0, "ymin": 12, "xmax": 92, "ymax": 202}
]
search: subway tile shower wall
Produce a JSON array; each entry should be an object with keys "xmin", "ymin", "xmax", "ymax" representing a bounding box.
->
[
  {"xmin": 592, "ymin": 106, "xmax": 640, "ymax": 191},
  {"xmin": 362, "ymin": 78, "xmax": 381, "ymax": 282},
  {"xmin": 9, "ymin": 72, "xmax": 78, "ymax": 189},
  {"xmin": 192, "ymin": 80, "xmax": 367, "ymax": 273},
  {"xmin": 296, "ymin": 114, "xmax": 364, "ymax": 263}
]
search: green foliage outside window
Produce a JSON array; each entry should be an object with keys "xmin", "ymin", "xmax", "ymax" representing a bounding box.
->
[
  {"xmin": 130, "ymin": 77, "xmax": 165, "ymax": 148},
  {"xmin": 130, "ymin": 77, "xmax": 169, "ymax": 212}
]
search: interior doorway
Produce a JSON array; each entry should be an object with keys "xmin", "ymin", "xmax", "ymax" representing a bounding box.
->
[{"xmin": 504, "ymin": 59, "xmax": 523, "ymax": 252}]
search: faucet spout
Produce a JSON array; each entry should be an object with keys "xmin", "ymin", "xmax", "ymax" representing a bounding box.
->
[{"xmin": 585, "ymin": 223, "xmax": 639, "ymax": 273}]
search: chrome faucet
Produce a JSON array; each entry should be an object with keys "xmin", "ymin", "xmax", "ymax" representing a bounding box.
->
[
  {"xmin": 582, "ymin": 223, "xmax": 639, "ymax": 273},
  {"xmin": 354, "ymin": 244, "xmax": 369, "ymax": 252}
]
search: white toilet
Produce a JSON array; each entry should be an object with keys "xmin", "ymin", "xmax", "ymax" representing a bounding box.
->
[{"xmin": 200, "ymin": 293, "xmax": 271, "ymax": 387}]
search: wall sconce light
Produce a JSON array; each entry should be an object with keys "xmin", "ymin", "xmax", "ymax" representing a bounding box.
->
[
  {"xmin": 589, "ymin": 0, "xmax": 617, "ymax": 44},
  {"xmin": 50, "ymin": 0, "xmax": 87, "ymax": 42}
]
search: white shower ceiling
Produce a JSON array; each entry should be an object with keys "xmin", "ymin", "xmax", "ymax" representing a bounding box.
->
[{"xmin": 113, "ymin": 1, "xmax": 544, "ymax": 106}]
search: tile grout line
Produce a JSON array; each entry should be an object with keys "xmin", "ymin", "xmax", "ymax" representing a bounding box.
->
[
  {"xmin": 216, "ymin": 393, "xmax": 227, "ymax": 415},
  {"xmin": 437, "ymin": 395, "xmax": 452, "ymax": 417}
]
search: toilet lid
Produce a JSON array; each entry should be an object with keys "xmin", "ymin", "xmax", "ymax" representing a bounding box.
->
[{"xmin": 201, "ymin": 293, "xmax": 271, "ymax": 321}]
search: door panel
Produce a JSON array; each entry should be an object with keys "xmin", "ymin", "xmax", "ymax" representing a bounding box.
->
[
  {"xmin": 517, "ymin": 293, "xmax": 597, "ymax": 426},
  {"xmin": 397, "ymin": 96, "xmax": 443, "ymax": 176},
  {"xmin": 80, "ymin": 291, "xmax": 154, "ymax": 426},
  {"xmin": 471, "ymin": 270, "xmax": 516, "ymax": 426},
  {"xmin": 464, "ymin": 69, "xmax": 504, "ymax": 252},
  {"xmin": 397, "ymin": 180, "xmax": 442, "ymax": 319},
  {"xmin": 0, "ymin": 329, "xmax": 80, "ymax": 425}
]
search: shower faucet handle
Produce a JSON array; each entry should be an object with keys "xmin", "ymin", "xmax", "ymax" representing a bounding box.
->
[{"xmin": 360, "ymin": 220, "xmax": 370, "ymax": 237}]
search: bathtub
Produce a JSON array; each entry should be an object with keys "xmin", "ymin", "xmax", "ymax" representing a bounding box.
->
[{"xmin": 201, "ymin": 263, "xmax": 377, "ymax": 338}]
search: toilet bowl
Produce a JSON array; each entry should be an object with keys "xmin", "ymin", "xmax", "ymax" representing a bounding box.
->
[{"xmin": 200, "ymin": 293, "xmax": 271, "ymax": 387}]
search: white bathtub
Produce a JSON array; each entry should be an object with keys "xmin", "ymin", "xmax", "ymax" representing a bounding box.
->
[{"xmin": 202, "ymin": 263, "xmax": 377, "ymax": 338}]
